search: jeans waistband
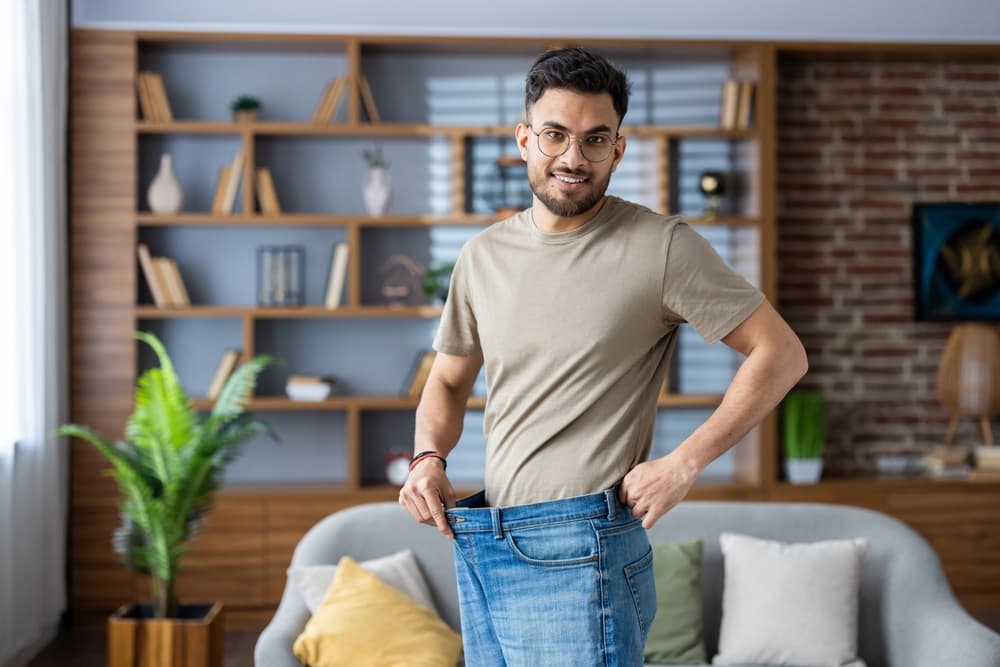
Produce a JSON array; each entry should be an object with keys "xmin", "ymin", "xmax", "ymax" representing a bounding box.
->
[{"xmin": 445, "ymin": 486, "xmax": 628, "ymax": 536}]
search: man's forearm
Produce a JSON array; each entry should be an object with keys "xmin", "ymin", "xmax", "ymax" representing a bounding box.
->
[
  {"xmin": 671, "ymin": 343, "xmax": 808, "ymax": 476},
  {"xmin": 414, "ymin": 376, "xmax": 468, "ymax": 458}
]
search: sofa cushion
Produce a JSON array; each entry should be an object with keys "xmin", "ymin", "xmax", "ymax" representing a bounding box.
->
[
  {"xmin": 292, "ymin": 556, "xmax": 462, "ymax": 667},
  {"xmin": 713, "ymin": 533, "xmax": 867, "ymax": 667},
  {"xmin": 287, "ymin": 548, "xmax": 436, "ymax": 614},
  {"xmin": 644, "ymin": 539, "xmax": 707, "ymax": 664}
]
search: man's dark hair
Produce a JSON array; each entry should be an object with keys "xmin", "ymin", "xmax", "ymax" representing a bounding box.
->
[{"xmin": 524, "ymin": 47, "xmax": 631, "ymax": 127}]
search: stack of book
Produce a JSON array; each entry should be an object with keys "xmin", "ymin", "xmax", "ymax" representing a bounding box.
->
[
  {"xmin": 137, "ymin": 243, "xmax": 191, "ymax": 308},
  {"xmin": 403, "ymin": 350, "xmax": 437, "ymax": 400},
  {"xmin": 971, "ymin": 446, "xmax": 1000, "ymax": 482},
  {"xmin": 719, "ymin": 79, "xmax": 755, "ymax": 130},
  {"xmin": 312, "ymin": 75, "xmax": 380, "ymax": 124},
  {"xmin": 920, "ymin": 445, "xmax": 971, "ymax": 479},
  {"xmin": 286, "ymin": 374, "xmax": 341, "ymax": 402},
  {"xmin": 135, "ymin": 71, "xmax": 173, "ymax": 121}
]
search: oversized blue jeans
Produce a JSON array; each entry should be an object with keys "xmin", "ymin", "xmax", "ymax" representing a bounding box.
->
[{"xmin": 445, "ymin": 487, "xmax": 656, "ymax": 667}]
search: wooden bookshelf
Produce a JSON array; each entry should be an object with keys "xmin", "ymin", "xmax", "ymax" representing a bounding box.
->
[{"xmin": 71, "ymin": 28, "xmax": 779, "ymax": 627}]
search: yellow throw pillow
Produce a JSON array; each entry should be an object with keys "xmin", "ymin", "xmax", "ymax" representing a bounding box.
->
[{"xmin": 293, "ymin": 556, "xmax": 462, "ymax": 667}]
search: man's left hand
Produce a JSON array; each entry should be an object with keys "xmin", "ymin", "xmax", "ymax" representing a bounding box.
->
[{"xmin": 618, "ymin": 454, "xmax": 701, "ymax": 529}]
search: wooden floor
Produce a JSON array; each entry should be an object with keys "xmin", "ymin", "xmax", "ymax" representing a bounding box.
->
[
  {"xmin": 27, "ymin": 630, "xmax": 258, "ymax": 667},
  {"xmin": 25, "ymin": 613, "xmax": 1000, "ymax": 666}
]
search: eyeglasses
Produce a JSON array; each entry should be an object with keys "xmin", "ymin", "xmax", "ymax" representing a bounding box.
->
[{"xmin": 526, "ymin": 125, "xmax": 619, "ymax": 163}]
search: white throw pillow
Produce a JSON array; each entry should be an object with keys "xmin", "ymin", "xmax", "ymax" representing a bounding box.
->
[
  {"xmin": 287, "ymin": 549, "xmax": 437, "ymax": 615},
  {"xmin": 713, "ymin": 533, "xmax": 868, "ymax": 667}
]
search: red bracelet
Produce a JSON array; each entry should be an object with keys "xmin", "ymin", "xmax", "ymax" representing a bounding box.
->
[{"xmin": 409, "ymin": 453, "xmax": 446, "ymax": 472}]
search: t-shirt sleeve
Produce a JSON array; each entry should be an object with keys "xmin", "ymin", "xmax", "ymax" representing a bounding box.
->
[
  {"xmin": 432, "ymin": 247, "xmax": 482, "ymax": 357},
  {"xmin": 661, "ymin": 221, "xmax": 767, "ymax": 345}
]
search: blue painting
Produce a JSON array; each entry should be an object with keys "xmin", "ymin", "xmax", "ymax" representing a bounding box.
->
[{"xmin": 913, "ymin": 203, "xmax": 1000, "ymax": 321}]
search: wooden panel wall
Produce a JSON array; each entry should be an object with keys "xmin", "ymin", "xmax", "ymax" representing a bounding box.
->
[{"xmin": 69, "ymin": 30, "xmax": 137, "ymax": 616}]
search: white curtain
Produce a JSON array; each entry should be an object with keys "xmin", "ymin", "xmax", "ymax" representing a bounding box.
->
[{"xmin": 0, "ymin": 0, "xmax": 69, "ymax": 665}]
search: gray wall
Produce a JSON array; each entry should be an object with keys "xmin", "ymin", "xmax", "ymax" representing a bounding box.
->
[{"xmin": 72, "ymin": 0, "xmax": 1000, "ymax": 43}]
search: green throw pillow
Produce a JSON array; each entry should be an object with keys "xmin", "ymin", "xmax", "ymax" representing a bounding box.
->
[{"xmin": 644, "ymin": 539, "xmax": 707, "ymax": 665}]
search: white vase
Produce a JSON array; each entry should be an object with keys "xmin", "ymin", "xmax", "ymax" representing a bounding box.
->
[
  {"xmin": 363, "ymin": 166, "xmax": 391, "ymax": 217},
  {"xmin": 147, "ymin": 153, "xmax": 184, "ymax": 214},
  {"xmin": 785, "ymin": 458, "xmax": 823, "ymax": 485}
]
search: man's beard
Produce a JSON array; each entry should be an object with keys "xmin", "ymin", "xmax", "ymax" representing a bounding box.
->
[{"xmin": 528, "ymin": 167, "xmax": 611, "ymax": 218}]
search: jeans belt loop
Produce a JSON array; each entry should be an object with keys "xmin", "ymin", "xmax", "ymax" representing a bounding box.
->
[
  {"xmin": 605, "ymin": 488, "xmax": 616, "ymax": 521},
  {"xmin": 491, "ymin": 507, "xmax": 503, "ymax": 540}
]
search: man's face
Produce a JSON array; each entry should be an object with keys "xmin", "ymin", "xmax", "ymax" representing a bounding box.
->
[{"xmin": 516, "ymin": 88, "xmax": 626, "ymax": 218}]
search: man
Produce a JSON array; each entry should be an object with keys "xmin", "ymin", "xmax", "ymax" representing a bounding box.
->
[{"xmin": 399, "ymin": 47, "xmax": 808, "ymax": 666}]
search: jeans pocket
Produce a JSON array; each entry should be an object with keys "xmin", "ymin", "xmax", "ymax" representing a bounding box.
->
[
  {"xmin": 505, "ymin": 520, "xmax": 600, "ymax": 567},
  {"xmin": 624, "ymin": 545, "xmax": 656, "ymax": 637}
]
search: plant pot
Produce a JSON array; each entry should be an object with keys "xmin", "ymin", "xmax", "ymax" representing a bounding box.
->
[
  {"xmin": 108, "ymin": 601, "xmax": 224, "ymax": 667},
  {"xmin": 785, "ymin": 458, "xmax": 823, "ymax": 485},
  {"xmin": 233, "ymin": 109, "xmax": 258, "ymax": 122}
]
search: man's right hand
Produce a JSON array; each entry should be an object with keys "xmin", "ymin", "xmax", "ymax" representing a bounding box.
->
[{"xmin": 398, "ymin": 457, "xmax": 457, "ymax": 539}]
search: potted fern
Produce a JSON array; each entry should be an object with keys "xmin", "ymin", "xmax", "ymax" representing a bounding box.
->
[
  {"xmin": 58, "ymin": 331, "xmax": 276, "ymax": 667},
  {"xmin": 781, "ymin": 390, "xmax": 826, "ymax": 484}
]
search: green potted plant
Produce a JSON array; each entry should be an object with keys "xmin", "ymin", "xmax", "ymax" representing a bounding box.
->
[
  {"xmin": 230, "ymin": 95, "xmax": 261, "ymax": 122},
  {"xmin": 422, "ymin": 261, "xmax": 455, "ymax": 305},
  {"xmin": 781, "ymin": 390, "xmax": 826, "ymax": 484},
  {"xmin": 57, "ymin": 331, "xmax": 277, "ymax": 667}
]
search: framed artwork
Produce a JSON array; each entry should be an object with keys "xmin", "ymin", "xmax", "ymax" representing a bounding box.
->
[{"xmin": 912, "ymin": 202, "xmax": 1000, "ymax": 322}]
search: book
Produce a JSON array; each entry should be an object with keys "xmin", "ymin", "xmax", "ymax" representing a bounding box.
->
[
  {"xmin": 312, "ymin": 77, "xmax": 347, "ymax": 124},
  {"xmin": 975, "ymin": 446, "xmax": 1000, "ymax": 471},
  {"xmin": 407, "ymin": 350, "xmax": 437, "ymax": 399},
  {"xmin": 211, "ymin": 166, "xmax": 231, "ymax": 215},
  {"xmin": 206, "ymin": 349, "xmax": 241, "ymax": 400},
  {"xmin": 136, "ymin": 73, "xmax": 157, "ymax": 121},
  {"xmin": 136, "ymin": 243, "xmax": 169, "ymax": 307},
  {"xmin": 154, "ymin": 258, "xmax": 182, "ymax": 307},
  {"xmin": 323, "ymin": 242, "xmax": 350, "ymax": 308},
  {"xmin": 163, "ymin": 258, "xmax": 191, "ymax": 306},
  {"xmin": 220, "ymin": 152, "xmax": 245, "ymax": 215},
  {"xmin": 720, "ymin": 79, "xmax": 740, "ymax": 130},
  {"xmin": 256, "ymin": 168, "xmax": 282, "ymax": 214},
  {"xmin": 736, "ymin": 80, "xmax": 755, "ymax": 129},
  {"xmin": 147, "ymin": 72, "xmax": 173, "ymax": 122},
  {"xmin": 358, "ymin": 74, "xmax": 380, "ymax": 123}
]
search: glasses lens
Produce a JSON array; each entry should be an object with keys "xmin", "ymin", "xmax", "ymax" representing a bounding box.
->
[
  {"xmin": 537, "ymin": 130, "xmax": 567, "ymax": 158},
  {"xmin": 581, "ymin": 137, "xmax": 613, "ymax": 162},
  {"xmin": 536, "ymin": 129, "xmax": 613, "ymax": 162}
]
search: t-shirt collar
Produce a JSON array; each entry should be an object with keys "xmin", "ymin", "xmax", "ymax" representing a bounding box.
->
[{"xmin": 526, "ymin": 196, "xmax": 619, "ymax": 245}]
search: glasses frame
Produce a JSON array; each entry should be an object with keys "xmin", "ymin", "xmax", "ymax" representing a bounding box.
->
[{"xmin": 526, "ymin": 124, "xmax": 620, "ymax": 163}]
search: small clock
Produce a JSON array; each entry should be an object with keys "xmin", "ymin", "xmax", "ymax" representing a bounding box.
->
[
  {"xmin": 698, "ymin": 170, "xmax": 727, "ymax": 218},
  {"xmin": 386, "ymin": 449, "xmax": 411, "ymax": 487}
]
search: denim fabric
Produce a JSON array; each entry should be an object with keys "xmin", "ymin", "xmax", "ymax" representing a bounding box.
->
[{"xmin": 446, "ymin": 487, "xmax": 656, "ymax": 667}]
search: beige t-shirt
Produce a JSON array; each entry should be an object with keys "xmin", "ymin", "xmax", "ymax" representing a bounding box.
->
[{"xmin": 433, "ymin": 196, "xmax": 766, "ymax": 507}]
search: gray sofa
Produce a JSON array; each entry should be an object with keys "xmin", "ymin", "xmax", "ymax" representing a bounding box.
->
[{"xmin": 256, "ymin": 500, "xmax": 1000, "ymax": 667}]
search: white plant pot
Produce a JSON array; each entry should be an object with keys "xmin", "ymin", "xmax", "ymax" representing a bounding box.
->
[
  {"xmin": 363, "ymin": 166, "xmax": 391, "ymax": 217},
  {"xmin": 147, "ymin": 153, "xmax": 184, "ymax": 214},
  {"xmin": 785, "ymin": 458, "xmax": 823, "ymax": 485}
]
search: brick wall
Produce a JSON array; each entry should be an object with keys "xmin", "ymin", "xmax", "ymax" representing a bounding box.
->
[{"xmin": 776, "ymin": 52, "xmax": 1000, "ymax": 475}]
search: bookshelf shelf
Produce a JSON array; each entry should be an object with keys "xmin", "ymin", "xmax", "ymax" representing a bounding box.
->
[
  {"xmin": 191, "ymin": 395, "xmax": 487, "ymax": 411},
  {"xmin": 136, "ymin": 212, "xmax": 496, "ymax": 227},
  {"xmin": 188, "ymin": 394, "xmax": 718, "ymax": 412},
  {"xmin": 135, "ymin": 305, "xmax": 444, "ymax": 319},
  {"xmin": 136, "ymin": 120, "xmax": 759, "ymax": 140}
]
